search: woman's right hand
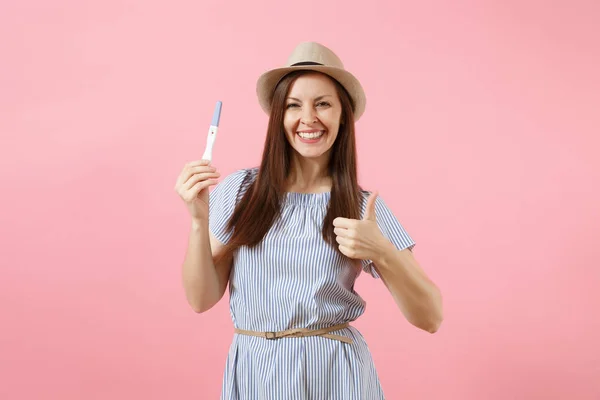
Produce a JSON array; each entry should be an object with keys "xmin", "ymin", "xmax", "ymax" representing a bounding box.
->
[{"xmin": 174, "ymin": 159, "xmax": 221, "ymax": 222}]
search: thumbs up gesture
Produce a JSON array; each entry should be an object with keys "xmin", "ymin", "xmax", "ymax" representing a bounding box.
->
[{"xmin": 333, "ymin": 191, "xmax": 390, "ymax": 262}]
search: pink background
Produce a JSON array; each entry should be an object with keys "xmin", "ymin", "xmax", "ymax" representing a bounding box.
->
[{"xmin": 1, "ymin": 0, "xmax": 599, "ymax": 399}]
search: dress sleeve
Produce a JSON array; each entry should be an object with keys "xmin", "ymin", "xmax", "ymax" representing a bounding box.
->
[
  {"xmin": 208, "ymin": 168, "xmax": 253, "ymax": 245},
  {"xmin": 360, "ymin": 192, "xmax": 416, "ymax": 279}
]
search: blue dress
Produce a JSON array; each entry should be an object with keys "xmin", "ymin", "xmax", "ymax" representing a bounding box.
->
[{"xmin": 209, "ymin": 168, "xmax": 415, "ymax": 400}]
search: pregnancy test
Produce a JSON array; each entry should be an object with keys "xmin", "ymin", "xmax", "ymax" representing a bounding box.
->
[{"xmin": 202, "ymin": 101, "xmax": 222, "ymax": 162}]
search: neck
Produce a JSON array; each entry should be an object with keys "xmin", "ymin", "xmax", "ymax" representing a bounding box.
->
[{"xmin": 286, "ymin": 153, "xmax": 331, "ymax": 193}]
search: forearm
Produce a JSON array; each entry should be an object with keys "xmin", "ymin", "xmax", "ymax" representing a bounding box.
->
[
  {"xmin": 181, "ymin": 219, "xmax": 221, "ymax": 312},
  {"xmin": 375, "ymin": 243, "xmax": 443, "ymax": 333}
]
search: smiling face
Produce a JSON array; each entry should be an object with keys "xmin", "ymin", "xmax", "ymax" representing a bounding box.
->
[{"xmin": 283, "ymin": 73, "xmax": 343, "ymax": 162}]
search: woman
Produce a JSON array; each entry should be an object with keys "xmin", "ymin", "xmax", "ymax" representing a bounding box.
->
[{"xmin": 175, "ymin": 42, "xmax": 443, "ymax": 399}]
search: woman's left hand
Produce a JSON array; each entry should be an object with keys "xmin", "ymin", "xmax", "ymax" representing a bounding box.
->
[{"xmin": 333, "ymin": 191, "xmax": 391, "ymax": 262}]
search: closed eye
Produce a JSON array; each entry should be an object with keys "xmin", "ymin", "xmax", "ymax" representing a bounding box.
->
[{"xmin": 286, "ymin": 101, "xmax": 331, "ymax": 109}]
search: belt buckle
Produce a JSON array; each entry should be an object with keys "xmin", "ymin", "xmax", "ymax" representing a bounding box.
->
[{"xmin": 265, "ymin": 331, "xmax": 277, "ymax": 340}]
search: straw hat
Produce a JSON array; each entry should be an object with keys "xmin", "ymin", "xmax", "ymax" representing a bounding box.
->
[{"xmin": 256, "ymin": 42, "xmax": 367, "ymax": 121}]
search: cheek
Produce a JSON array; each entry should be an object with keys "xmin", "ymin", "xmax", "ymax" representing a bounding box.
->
[
  {"xmin": 328, "ymin": 130, "xmax": 339, "ymax": 143},
  {"xmin": 322, "ymin": 110, "xmax": 341, "ymax": 127},
  {"xmin": 283, "ymin": 115, "xmax": 295, "ymax": 134},
  {"xmin": 284, "ymin": 110, "xmax": 300, "ymax": 125},
  {"xmin": 324, "ymin": 117, "xmax": 341, "ymax": 137}
]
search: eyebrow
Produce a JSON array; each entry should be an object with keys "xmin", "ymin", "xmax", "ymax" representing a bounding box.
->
[{"xmin": 286, "ymin": 95, "xmax": 333, "ymax": 102}]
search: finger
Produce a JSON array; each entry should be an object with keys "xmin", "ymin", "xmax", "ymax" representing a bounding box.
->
[
  {"xmin": 338, "ymin": 244, "xmax": 355, "ymax": 259},
  {"xmin": 185, "ymin": 179, "xmax": 219, "ymax": 200},
  {"xmin": 333, "ymin": 217, "xmax": 356, "ymax": 229},
  {"xmin": 183, "ymin": 172, "xmax": 220, "ymax": 190},
  {"xmin": 176, "ymin": 161, "xmax": 214, "ymax": 186},
  {"xmin": 363, "ymin": 191, "xmax": 378, "ymax": 221},
  {"xmin": 333, "ymin": 227, "xmax": 350, "ymax": 238},
  {"xmin": 177, "ymin": 165, "xmax": 217, "ymax": 187},
  {"xmin": 186, "ymin": 159, "xmax": 212, "ymax": 168},
  {"xmin": 182, "ymin": 167, "xmax": 218, "ymax": 186},
  {"xmin": 177, "ymin": 170, "xmax": 218, "ymax": 193},
  {"xmin": 335, "ymin": 235, "xmax": 353, "ymax": 247}
]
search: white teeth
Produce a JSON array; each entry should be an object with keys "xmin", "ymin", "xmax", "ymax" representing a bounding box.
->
[{"xmin": 298, "ymin": 131, "xmax": 324, "ymax": 139}]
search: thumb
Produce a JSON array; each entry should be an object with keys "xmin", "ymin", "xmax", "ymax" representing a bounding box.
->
[{"xmin": 363, "ymin": 191, "xmax": 378, "ymax": 221}]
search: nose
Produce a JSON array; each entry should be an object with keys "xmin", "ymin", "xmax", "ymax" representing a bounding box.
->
[{"xmin": 300, "ymin": 106, "xmax": 317, "ymax": 125}]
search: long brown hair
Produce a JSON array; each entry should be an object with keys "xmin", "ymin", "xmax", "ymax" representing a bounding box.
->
[{"xmin": 215, "ymin": 70, "xmax": 363, "ymax": 263}]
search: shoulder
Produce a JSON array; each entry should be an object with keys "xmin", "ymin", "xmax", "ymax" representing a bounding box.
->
[
  {"xmin": 359, "ymin": 189, "xmax": 385, "ymax": 206},
  {"xmin": 212, "ymin": 166, "xmax": 259, "ymax": 200},
  {"xmin": 358, "ymin": 189, "xmax": 395, "ymax": 219},
  {"xmin": 219, "ymin": 166, "xmax": 259, "ymax": 186}
]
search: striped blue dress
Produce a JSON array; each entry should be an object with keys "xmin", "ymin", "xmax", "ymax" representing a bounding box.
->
[{"xmin": 209, "ymin": 168, "xmax": 416, "ymax": 400}]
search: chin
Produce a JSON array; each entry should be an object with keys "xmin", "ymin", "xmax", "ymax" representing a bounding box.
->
[
  {"xmin": 299, "ymin": 152, "xmax": 325, "ymax": 159},
  {"xmin": 295, "ymin": 148, "xmax": 330, "ymax": 160}
]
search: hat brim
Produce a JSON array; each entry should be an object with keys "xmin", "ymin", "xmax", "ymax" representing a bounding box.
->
[{"xmin": 256, "ymin": 65, "xmax": 366, "ymax": 121}]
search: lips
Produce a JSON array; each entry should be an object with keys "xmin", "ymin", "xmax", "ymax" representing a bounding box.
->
[{"xmin": 297, "ymin": 130, "xmax": 325, "ymax": 140}]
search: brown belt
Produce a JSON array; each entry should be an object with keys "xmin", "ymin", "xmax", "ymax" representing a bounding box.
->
[{"xmin": 234, "ymin": 322, "xmax": 353, "ymax": 344}]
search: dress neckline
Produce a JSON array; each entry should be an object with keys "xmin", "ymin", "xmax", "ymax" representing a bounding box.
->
[{"xmin": 283, "ymin": 191, "xmax": 331, "ymax": 206}]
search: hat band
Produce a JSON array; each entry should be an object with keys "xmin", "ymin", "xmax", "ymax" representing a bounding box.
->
[{"xmin": 291, "ymin": 61, "xmax": 324, "ymax": 66}]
